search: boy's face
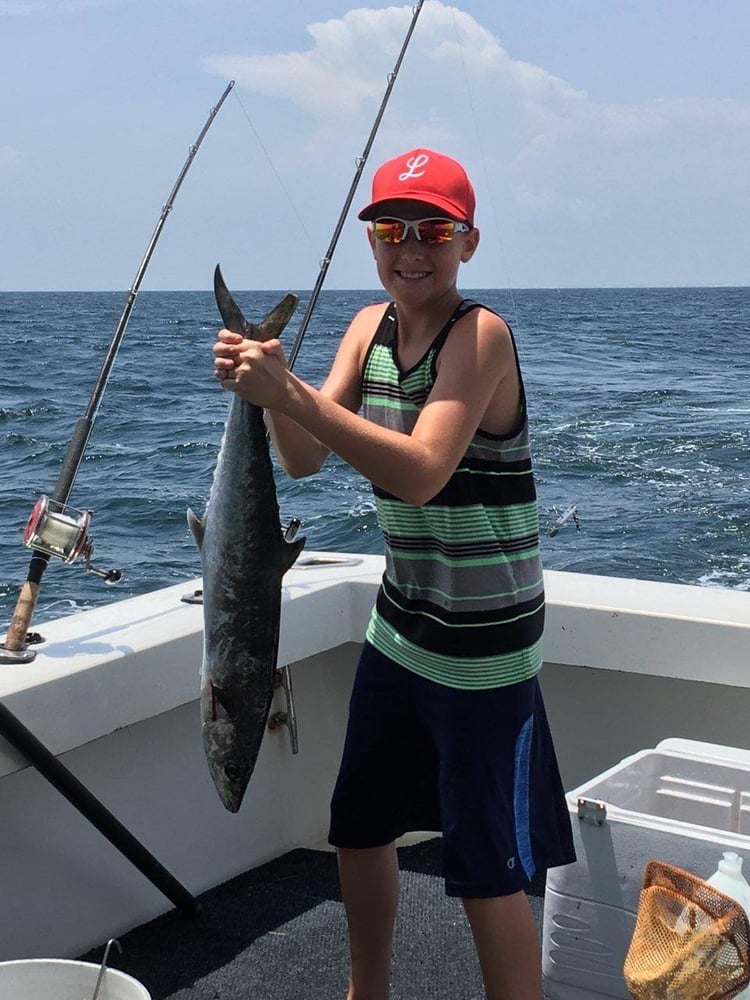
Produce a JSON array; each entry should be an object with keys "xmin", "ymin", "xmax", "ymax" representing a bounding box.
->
[{"xmin": 366, "ymin": 198, "xmax": 479, "ymax": 301}]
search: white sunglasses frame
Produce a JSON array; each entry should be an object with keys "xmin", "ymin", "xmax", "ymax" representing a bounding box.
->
[{"xmin": 371, "ymin": 216, "xmax": 471, "ymax": 245}]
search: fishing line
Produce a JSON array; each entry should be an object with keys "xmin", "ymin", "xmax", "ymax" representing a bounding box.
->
[
  {"xmin": 230, "ymin": 88, "xmax": 316, "ymax": 252},
  {"xmin": 448, "ymin": 7, "xmax": 519, "ymax": 328},
  {"xmin": 1, "ymin": 81, "xmax": 235, "ymax": 662}
]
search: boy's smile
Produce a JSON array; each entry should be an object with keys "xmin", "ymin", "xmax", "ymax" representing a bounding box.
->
[{"xmin": 398, "ymin": 270, "xmax": 431, "ymax": 280}]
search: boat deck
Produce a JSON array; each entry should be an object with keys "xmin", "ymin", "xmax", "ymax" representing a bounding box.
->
[
  {"xmin": 79, "ymin": 837, "xmax": 548, "ymax": 1000},
  {"xmin": 8, "ymin": 557, "xmax": 749, "ymax": 996}
]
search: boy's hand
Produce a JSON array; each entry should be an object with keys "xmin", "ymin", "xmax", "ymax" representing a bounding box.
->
[{"xmin": 214, "ymin": 330, "xmax": 290, "ymax": 410}]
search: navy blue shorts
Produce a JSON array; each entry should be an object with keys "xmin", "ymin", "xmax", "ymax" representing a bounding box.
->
[{"xmin": 329, "ymin": 642, "xmax": 575, "ymax": 898}]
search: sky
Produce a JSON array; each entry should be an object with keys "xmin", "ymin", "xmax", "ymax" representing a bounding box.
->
[{"xmin": 2, "ymin": 0, "xmax": 749, "ymax": 291}]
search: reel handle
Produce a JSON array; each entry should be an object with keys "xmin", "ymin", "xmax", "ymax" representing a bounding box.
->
[{"xmin": 86, "ymin": 564, "xmax": 122, "ymax": 585}]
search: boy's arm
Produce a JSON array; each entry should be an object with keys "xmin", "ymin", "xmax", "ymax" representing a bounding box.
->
[
  {"xmin": 224, "ymin": 307, "xmax": 517, "ymax": 505},
  {"xmin": 262, "ymin": 410, "xmax": 327, "ymax": 480}
]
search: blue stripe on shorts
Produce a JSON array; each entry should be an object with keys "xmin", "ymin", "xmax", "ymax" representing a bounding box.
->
[{"xmin": 514, "ymin": 713, "xmax": 536, "ymax": 881}]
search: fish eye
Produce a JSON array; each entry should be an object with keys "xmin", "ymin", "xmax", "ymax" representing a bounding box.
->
[{"xmin": 224, "ymin": 761, "xmax": 242, "ymax": 781}]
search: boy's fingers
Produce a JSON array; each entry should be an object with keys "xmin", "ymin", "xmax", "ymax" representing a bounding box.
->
[
  {"xmin": 216, "ymin": 328, "xmax": 243, "ymax": 344},
  {"xmin": 213, "ymin": 343, "xmax": 238, "ymax": 358}
]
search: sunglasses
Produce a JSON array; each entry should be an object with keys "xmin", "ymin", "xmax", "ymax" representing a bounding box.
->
[{"xmin": 371, "ymin": 217, "xmax": 470, "ymax": 246}]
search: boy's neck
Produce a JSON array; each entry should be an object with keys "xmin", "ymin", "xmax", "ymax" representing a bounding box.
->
[{"xmin": 394, "ymin": 289, "xmax": 464, "ymax": 342}]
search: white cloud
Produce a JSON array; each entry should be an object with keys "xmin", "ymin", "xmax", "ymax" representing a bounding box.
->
[
  {"xmin": 205, "ymin": 50, "xmax": 382, "ymax": 118},
  {"xmin": 203, "ymin": 2, "xmax": 584, "ymax": 121},
  {"xmin": 203, "ymin": 7, "xmax": 413, "ymax": 119},
  {"xmin": 202, "ymin": 2, "xmax": 748, "ymax": 242},
  {"xmin": 198, "ymin": 2, "xmax": 749, "ymax": 286}
]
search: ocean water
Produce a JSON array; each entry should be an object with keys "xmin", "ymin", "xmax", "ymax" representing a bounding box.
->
[{"xmin": 1, "ymin": 286, "xmax": 748, "ymax": 628}]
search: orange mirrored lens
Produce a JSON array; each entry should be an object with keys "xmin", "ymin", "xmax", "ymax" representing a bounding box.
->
[
  {"xmin": 418, "ymin": 221, "xmax": 458, "ymax": 244},
  {"xmin": 372, "ymin": 220, "xmax": 405, "ymax": 243}
]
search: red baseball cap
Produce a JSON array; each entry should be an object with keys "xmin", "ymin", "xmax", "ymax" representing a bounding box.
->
[{"xmin": 358, "ymin": 148, "xmax": 476, "ymax": 226}]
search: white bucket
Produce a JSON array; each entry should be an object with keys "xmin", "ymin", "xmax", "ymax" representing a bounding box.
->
[{"xmin": 0, "ymin": 959, "xmax": 150, "ymax": 1000}]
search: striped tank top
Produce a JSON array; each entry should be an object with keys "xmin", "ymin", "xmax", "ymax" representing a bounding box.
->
[{"xmin": 363, "ymin": 300, "xmax": 545, "ymax": 690}]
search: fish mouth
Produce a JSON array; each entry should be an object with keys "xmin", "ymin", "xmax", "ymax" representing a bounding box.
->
[
  {"xmin": 203, "ymin": 712, "xmax": 251, "ymax": 813},
  {"xmin": 207, "ymin": 759, "xmax": 248, "ymax": 813},
  {"xmin": 216, "ymin": 788, "xmax": 243, "ymax": 814}
]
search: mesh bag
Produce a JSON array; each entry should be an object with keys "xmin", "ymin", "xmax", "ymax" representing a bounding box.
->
[{"xmin": 623, "ymin": 860, "xmax": 750, "ymax": 1000}]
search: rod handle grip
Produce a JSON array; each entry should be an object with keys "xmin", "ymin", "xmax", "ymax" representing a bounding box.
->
[{"xmin": 4, "ymin": 581, "xmax": 40, "ymax": 651}]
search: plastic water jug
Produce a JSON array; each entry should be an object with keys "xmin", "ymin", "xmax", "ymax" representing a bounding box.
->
[{"xmin": 707, "ymin": 851, "xmax": 750, "ymax": 1000}]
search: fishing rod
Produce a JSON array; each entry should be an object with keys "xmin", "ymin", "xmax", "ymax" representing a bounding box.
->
[
  {"xmin": 1, "ymin": 80, "xmax": 235, "ymax": 664},
  {"xmin": 286, "ymin": 0, "xmax": 425, "ymax": 372}
]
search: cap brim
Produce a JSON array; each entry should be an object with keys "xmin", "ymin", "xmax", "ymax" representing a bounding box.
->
[{"xmin": 358, "ymin": 194, "xmax": 470, "ymax": 223}]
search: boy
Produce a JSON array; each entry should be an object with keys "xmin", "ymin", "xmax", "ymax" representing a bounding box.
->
[{"xmin": 213, "ymin": 148, "xmax": 575, "ymax": 1000}]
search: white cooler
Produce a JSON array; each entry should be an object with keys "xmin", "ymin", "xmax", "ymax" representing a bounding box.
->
[{"xmin": 542, "ymin": 738, "xmax": 750, "ymax": 1000}]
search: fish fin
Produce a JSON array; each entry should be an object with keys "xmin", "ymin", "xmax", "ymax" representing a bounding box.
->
[
  {"xmin": 214, "ymin": 264, "xmax": 298, "ymax": 343},
  {"xmin": 257, "ymin": 293, "xmax": 299, "ymax": 342},
  {"xmin": 210, "ymin": 683, "xmax": 270, "ymax": 724},
  {"xmin": 186, "ymin": 507, "xmax": 206, "ymax": 550},
  {"xmin": 214, "ymin": 264, "xmax": 252, "ymax": 336},
  {"xmin": 280, "ymin": 535, "xmax": 306, "ymax": 576},
  {"xmin": 210, "ymin": 684, "xmax": 232, "ymax": 721}
]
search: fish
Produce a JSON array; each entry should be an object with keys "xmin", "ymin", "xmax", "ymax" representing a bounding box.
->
[{"xmin": 187, "ymin": 265, "xmax": 305, "ymax": 813}]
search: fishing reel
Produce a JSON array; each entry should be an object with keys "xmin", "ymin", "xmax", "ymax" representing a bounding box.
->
[{"xmin": 23, "ymin": 496, "xmax": 122, "ymax": 584}]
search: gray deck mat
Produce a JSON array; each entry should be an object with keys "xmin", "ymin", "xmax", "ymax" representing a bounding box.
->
[{"xmin": 80, "ymin": 838, "xmax": 546, "ymax": 999}]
